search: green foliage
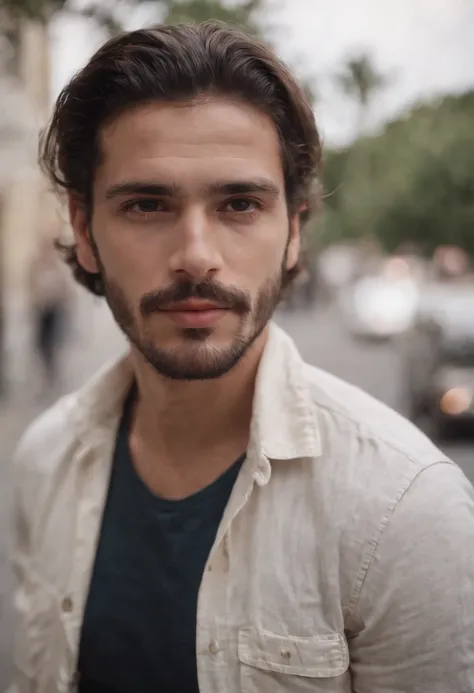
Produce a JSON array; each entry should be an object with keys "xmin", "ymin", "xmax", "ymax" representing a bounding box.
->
[
  {"xmin": 0, "ymin": 0, "xmax": 265, "ymax": 79},
  {"xmin": 0, "ymin": 0, "xmax": 67, "ymax": 21},
  {"xmin": 0, "ymin": 0, "xmax": 262, "ymax": 29},
  {"xmin": 322, "ymin": 91, "xmax": 474, "ymax": 256},
  {"xmin": 161, "ymin": 0, "xmax": 260, "ymax": 29}
]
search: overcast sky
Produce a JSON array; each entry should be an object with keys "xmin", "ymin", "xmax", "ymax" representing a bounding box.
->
[{"xmin": 51, "ymin": 0, "xmax": 474, "ymax": 145}]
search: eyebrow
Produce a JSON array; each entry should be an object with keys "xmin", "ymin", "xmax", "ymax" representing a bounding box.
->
[
  {"xmin": 207, "ymin": 180, "xmax": 281, "ymax": 198},
  {"xmin": 104, "ymin": 178, "xmax": 281, "ymax": 200},
  {"xmin": 105, "ymin": 182, "xmax": 178, "ymax": 199}
]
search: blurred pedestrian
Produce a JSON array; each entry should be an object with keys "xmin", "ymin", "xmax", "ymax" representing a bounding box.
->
[
  {"xmin": 9, "ymin": 22, "xmax": 474, "ymax": 693},
  {"xmin": 28, "ymin": 235, "xmax": 70, "ymax": 394}
]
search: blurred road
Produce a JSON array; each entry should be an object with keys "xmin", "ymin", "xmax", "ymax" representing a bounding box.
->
[{"xmin": 0, "ymin": 297, "xmax": 472, "ymax": 688}]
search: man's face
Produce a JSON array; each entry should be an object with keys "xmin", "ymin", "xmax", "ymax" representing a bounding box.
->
[{"xmin": 70, "ymin": 97, "xmax": 300, "ymax": 380}]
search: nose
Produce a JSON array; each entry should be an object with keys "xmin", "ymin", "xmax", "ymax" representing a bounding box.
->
[{"xmin": 168, "ymin": 208, "xmax": 222, "ymax": 283}]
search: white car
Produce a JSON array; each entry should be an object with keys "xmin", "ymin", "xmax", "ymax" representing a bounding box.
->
[{"xmin": 343, "ymin": 275, "xmax": 419, "ymax": 339}]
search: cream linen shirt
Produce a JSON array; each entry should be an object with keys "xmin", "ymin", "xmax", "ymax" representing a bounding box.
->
[{"xmin": 10, "ymin": 323, "xmax": 474, "ymax": 692}]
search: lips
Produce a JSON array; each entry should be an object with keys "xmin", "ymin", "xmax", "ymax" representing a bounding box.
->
[
  {"xmin": 162, "ymin": 299, "xmax": 224, "ymax": 312},
  {"xmin": 160, "ymin": 300, "xmax": 227, "ymax": 328}
]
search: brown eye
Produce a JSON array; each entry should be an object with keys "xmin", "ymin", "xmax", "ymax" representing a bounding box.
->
[
  {"xmin": 122, "ymin": 198, "xmax": 168, "ymax": 215},
  {"xmin": 131, "ymin": 199, "xmax": 165, "ymax": 213},
  {"xmin": 137, "ymin": 200, "xmax": 161, "ymax": 212},
  {"xmin": 223, "ymin": 198, "xmax": 259, "ymax": 213}
]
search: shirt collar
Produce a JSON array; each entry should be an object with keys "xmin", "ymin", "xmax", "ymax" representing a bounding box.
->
[
  {"xmin": 249, "ymin": 322, "xmax": 322, "ymax": 462},
  {"xmin": 73, "ymin": 321, "xmax": 322, "ymax": 462}
]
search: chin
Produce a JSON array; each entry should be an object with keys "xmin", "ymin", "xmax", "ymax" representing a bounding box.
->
[
  {"xmin": 169, "ymin": 323, "xmax": 247, "ymax": 346},
  {"xmin": 180, "ymin": 326, "xmax": 215, "ymax": 342},
  {"xmin": 146, "ymin": 352, "xmax": 245, "ymax": 381},
  {"xmin": 139, "ymin": 334, "xmax": 252, "ymax": 381}
]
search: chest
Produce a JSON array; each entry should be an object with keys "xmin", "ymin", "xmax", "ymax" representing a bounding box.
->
[
  {"xmin": 18, "ymin": 463, "xmax": 353, "ymax": 693},
  {"xmin": 194, "ymin": 487, "xmax": 351, "ymax": 693},
  {"xmin": 78, "ymin": 461, "xmax": 235, "ymax": 693}
]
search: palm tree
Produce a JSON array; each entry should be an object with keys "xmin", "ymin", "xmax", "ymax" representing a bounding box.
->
[
  {"xmin": 331, "ymin": 55, "xmax": 388, "ymax": 258},
  {"xmin": 336, "ymin": 54, "xmax": 386, "ymax": 135}
]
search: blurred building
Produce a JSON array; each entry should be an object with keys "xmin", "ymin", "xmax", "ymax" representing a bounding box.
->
[{"xmin": 0, "ymin": 19, "xmax": 60, "ymax": 391}]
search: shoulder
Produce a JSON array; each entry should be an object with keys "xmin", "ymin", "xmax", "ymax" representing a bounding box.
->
[
  {"xmin": 12, "ymin": 393, "xmax": 82, "ymax": 519},
  {"xmin": 10, "ymin": 393, "xmax": 86, "ymax": 554},
  {"xmin": 299, "ymin": 362, "xmax": 470, "ymax": 542},
  {"xmin": 14, "ymin": 393, "xmax": 80, "ymax": 477},
  {"xmin": 303, "ymin": 361, "xmax": 449, "ymax": 473},
  {"xmin": 14, "ymin": 355, "xmax": 131, "ymax": 475},
  {"xmin": 298, "ymin": 363, "xmax": 474, "ymax": 607},
  {"xmin": 13, "ymin": 356, "xmax": 131, "ymax": 511}
]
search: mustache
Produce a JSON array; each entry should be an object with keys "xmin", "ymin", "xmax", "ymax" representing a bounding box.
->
[{"xmin": 140, "ymin": 280, "xmax": 251, "ymax": 316}]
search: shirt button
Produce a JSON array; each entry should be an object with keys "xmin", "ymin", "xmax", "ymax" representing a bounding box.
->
[
  {"xmin": 209, "ymin": 640, "xmax": 220, "ymax": 654},
  {"xmin": 280, "ymin": 648, "xmax": 292, "ymax": 661},
  {"xmin": 61, "ymin": 596, "xmax": 74, "ymax": 613}
]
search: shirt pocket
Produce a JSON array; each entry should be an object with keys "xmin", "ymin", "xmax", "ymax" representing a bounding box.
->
[{"xmin": 238, "ymin": 627, "xmax": 350, "ymax": 692}]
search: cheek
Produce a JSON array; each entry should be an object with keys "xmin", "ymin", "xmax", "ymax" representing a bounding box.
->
[
  {"xmin": 225, "ymin": 217, "xmax": 288, "ymax": 276},
  {"xmin": 92, "ymin": 214, "xmax": 165, "ymax": 292}
]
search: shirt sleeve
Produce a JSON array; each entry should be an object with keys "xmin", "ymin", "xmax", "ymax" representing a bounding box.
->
[
  {"xmin": 349, "ymin": 461, "xmax": 474, "ymax": 693},
  {"xmin": 9, "ymin": 437, "xmax": 36, "ymax": 693}
]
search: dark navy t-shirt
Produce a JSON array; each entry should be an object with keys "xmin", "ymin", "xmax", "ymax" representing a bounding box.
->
[{"xmin": 78, "ymin": 388, "xmax": 245, "ymax": 693}]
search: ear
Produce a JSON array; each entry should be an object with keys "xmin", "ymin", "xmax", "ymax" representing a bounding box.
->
[
  {"xmin": 285, "ymin": 213, "xmax": 301, "ymax": 271},
  {"xmin": 68, "ymin": 193, "xmax": 99, "ymax": 274}
]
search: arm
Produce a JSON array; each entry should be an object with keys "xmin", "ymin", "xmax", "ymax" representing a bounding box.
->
[
  {"xmin": 7, "ymin": 506, "xmax": 27, "ymax": 693},
  {"xmin": 8, "ymin": 438, "xmax": 36, "ymax": 693},
  {"xmin": 349, "ymin": 462, "xmax": 474, "ymax": 692}
]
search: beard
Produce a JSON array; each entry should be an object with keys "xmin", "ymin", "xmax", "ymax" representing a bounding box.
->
[{"xmin": 102, "ymin": 270, "xmax": 284, "ymax": 381}]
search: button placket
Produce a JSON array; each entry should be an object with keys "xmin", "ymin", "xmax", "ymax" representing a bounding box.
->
[
  {"xmin": 63, "ymin": 439, "xmax": 115, "ymax": 686},
  {"xmin": 196, "ymin": 456, "xmax": 258, "ymax": 688}
]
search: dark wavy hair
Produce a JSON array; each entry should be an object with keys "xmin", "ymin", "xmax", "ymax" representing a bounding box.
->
[{"xmin": 40, "ymin": 21, "xmax": 322, "ymax": 296}]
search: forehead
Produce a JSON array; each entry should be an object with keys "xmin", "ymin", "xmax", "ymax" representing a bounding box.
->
[{"xmin": 97, "ymin": 98, "xmax": 284, "ymax": 191}]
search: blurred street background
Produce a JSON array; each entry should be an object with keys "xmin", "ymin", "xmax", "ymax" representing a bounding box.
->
[{"xmin": 1, "ymin": 0, "xmax": 474, "ymax": 686}]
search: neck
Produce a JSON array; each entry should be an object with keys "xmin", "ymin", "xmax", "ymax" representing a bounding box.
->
[{"xmin": 129, "ymin": 329, "xmax": 268, "ymax": 467}]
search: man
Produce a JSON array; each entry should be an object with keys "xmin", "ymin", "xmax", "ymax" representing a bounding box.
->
[{"xmin": 11, "ymin": 22, "xmax": 474, "ymax": 693}]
